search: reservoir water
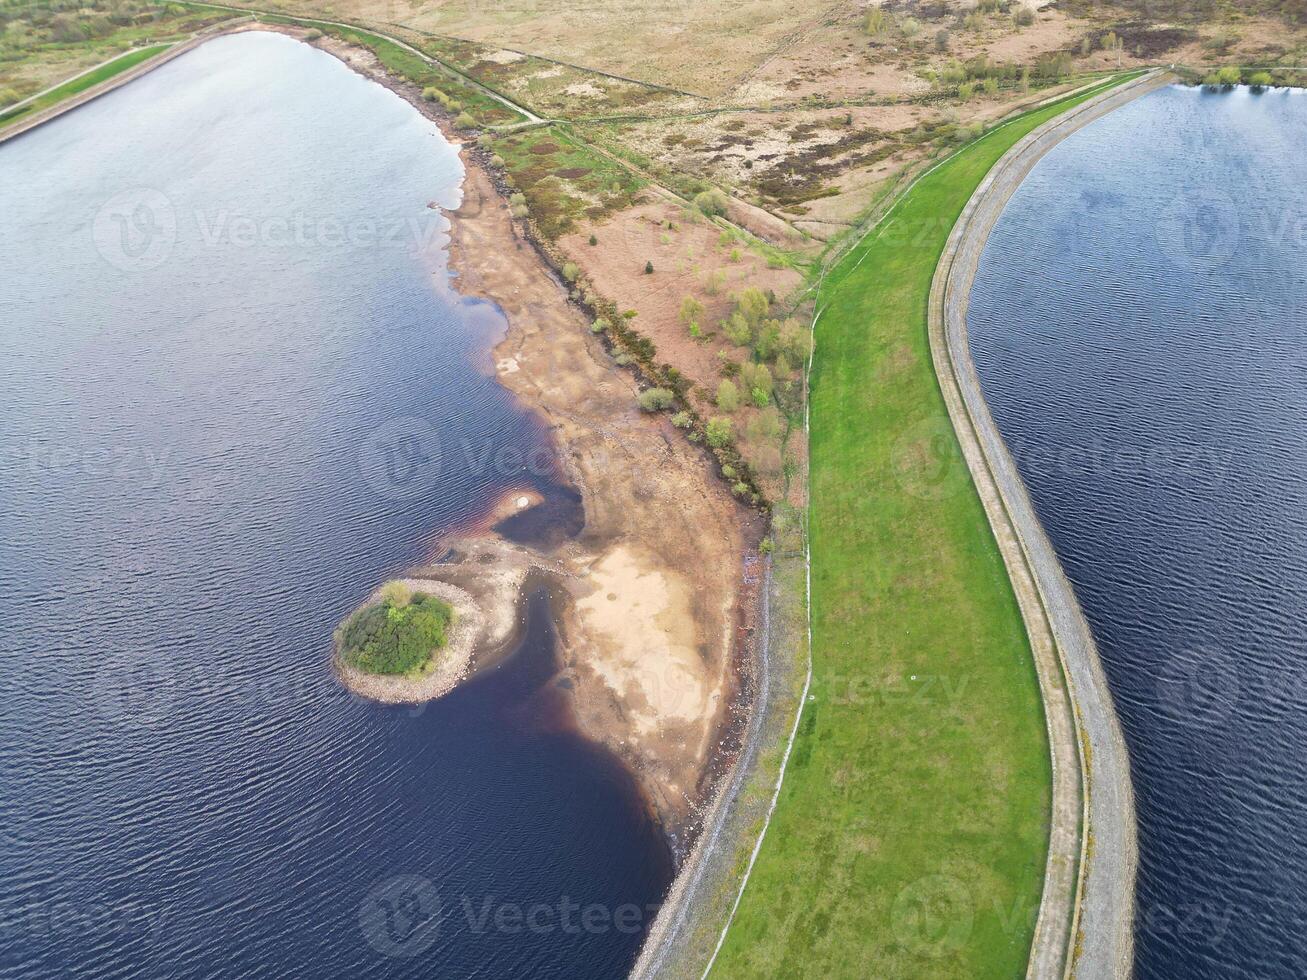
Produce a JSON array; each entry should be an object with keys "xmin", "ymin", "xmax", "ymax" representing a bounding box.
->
[
  {"xmin": 968, "ymin": 85, "xmax": 1307, "ymax": 977},
  {"xmin": 0, "ymin": 31, "xmax": 670, "ymax": 978}
]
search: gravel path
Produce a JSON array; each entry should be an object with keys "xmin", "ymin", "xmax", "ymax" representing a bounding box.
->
[{"xmin": 930, "ymin": 71, "xmax": 1172, "ymax": 979}]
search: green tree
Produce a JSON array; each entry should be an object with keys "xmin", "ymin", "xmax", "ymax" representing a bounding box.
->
[
  {"xmin": 747, "ymin": 406, "xmax": 783, "ymax": 442},
  {"xmin": 679, "ymin": 295, "xmax": 705, "ymax": 326},
  {"xmin": 778, "ymin": 318, "xmax": 812, "ymax": 364},
  {"xmin": 735, "ymin": 287, "xmax": 770, "ymax": 328},
  {"xmin": 638, "ymin": 387, "xmax": 676, "ymax": 412},
  {"xmin": 706, "ymin": 417, "xmax": 733, "ymax": 448},
  {"xmin": 755, "ymin": 319, "xmax": 782, "ymax": 361},
  {"xmin": 723, "ymin": 312, "xmax": 753, "ymax": 347},
  {"xmin": 716, "ymin": 379, "xmax": 740, "ymax": 412},
  {"xmin": 1249, "ymin": 71, "xmax": 1274, "ymax": 90},
  {"xmin": 694, "ymin": 188, "xmax": 730, "ymax": 217}
]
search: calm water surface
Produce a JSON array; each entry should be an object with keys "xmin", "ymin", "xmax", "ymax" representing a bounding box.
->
[
  {"xmin": 969, "ymin": 85, "xmax": 1307, "ymax": 977},
  {"xmin": 0, "ymin": 31, "xmax": 670, "ymax": 978}
]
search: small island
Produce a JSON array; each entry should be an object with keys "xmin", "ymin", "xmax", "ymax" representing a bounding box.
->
[
  {"xmin": 338, "ymin": 581, "xmax": 453, "ymax": 677},
  {"xmin": 333, "ymin": 576, "xmax": 485, "ymax": 704}
]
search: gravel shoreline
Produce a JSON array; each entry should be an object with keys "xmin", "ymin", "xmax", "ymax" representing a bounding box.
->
[{"xmin": 930, "ymin": 71, "xmax": 1170, "ymax": 979}]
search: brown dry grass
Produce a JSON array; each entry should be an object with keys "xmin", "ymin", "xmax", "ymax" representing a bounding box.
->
[{"xmin": 558, "ymin": 194, "xmax": 803, "ymax": 494}]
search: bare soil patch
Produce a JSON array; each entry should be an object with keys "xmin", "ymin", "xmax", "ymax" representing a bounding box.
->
[{"xmin": 561, "ymin": 197, "xmax": 800, "ymax": 392}]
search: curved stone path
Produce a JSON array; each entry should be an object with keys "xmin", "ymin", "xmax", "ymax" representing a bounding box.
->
[{"xmin": 929, "ymin": 70, "xmax": 1172, "ymax": 979}]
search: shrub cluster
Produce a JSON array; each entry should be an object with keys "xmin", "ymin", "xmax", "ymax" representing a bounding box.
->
[
  {"xmin": 339, "ymin": 588, "xmax": 452, "ymax": 676},
  {"xmin": 491, "ymin": 183, "xmax": 771, "ymax": 507}
]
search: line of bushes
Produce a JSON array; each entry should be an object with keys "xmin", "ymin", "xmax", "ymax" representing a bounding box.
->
[
  {"xmin": 1195, "ymin": 65, "xmax": 1296, "ymax": 91},
  {"xmin": 476, "ymin": 150, "xmax": 769, "ymax": 509}
]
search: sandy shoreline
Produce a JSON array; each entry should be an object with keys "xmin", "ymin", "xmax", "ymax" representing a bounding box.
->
[
  {"xmin": 255, "ymin": 21, "xmax": 766, "ymax": 856},
  {"xmin": 930, "ymin": 72, "xmax": 1168, "ymax": 979}
]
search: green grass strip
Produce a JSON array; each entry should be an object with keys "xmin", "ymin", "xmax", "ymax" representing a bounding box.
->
[
  {"xmin": 0, "ymin": 43, "xmax": 173, "ymax": 130},
  {"xmin": 711, "ymin": 74, "xmax": 1138, "ymax": 979}
]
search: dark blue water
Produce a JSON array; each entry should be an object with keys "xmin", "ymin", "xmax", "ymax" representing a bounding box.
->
[
  {"xmin": 0, "ymin": 31, "xmax": 669, "ymax": 978},
  {"xmin": 969, "ymin": 85, "xmax": 1307, "ymax": 978}
]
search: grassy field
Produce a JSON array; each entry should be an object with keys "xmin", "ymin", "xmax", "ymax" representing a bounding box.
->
[
  {"xmin": 0, "ymin": 43, "xmax": 171, "ymax": 129},
  {"xmin": 709, "ymin": 77, "xmax": 1134, "ymax": 978}
]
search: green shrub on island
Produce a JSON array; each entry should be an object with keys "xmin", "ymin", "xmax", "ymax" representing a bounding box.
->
[{"xmin": 339, "ymin": 583, "xmax": 453, "ymax": 676}]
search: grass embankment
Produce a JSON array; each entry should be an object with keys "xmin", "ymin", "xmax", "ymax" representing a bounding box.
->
[
  {"xmin": 0, "ymin": 43, "xmax": 171, "ymax": 129},
  {"xmin": 710, "ymin": 76, "xmax": 1135, "ymax": 978},
  {"xmin": 339, "ymin": 583, "xmax": 453, "ymax": 676}
]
